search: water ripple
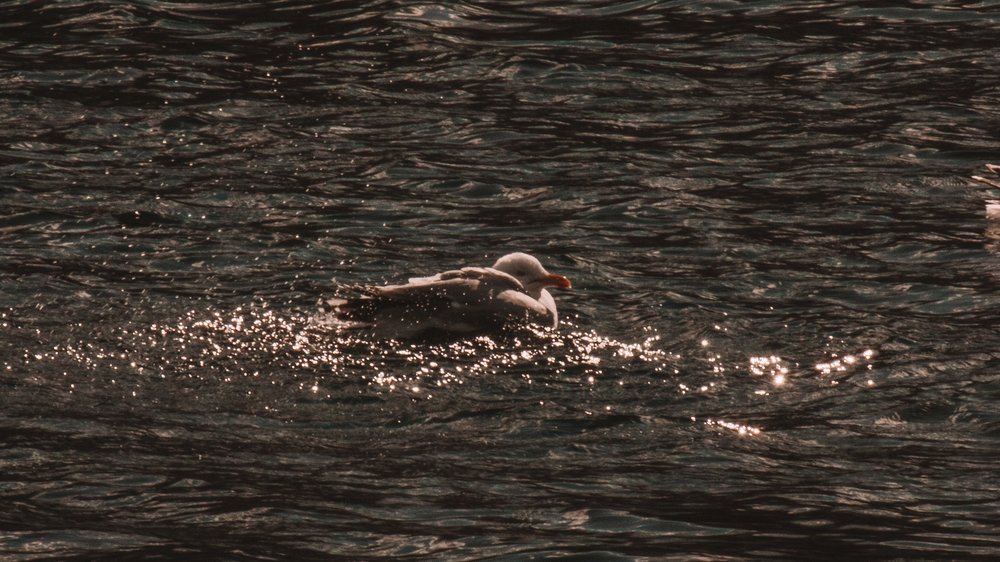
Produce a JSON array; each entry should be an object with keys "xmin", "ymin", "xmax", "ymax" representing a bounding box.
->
[{"xmin": 3, "ymin": 0, "xmax": 1000, "ymax": 559}]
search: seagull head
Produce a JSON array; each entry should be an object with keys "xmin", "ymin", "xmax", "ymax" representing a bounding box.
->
[{"xmin": 492, "ymin": 252, "xmax": 571, "ymax": 297}]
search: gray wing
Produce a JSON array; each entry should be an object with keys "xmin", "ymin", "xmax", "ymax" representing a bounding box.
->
[{"xmin": 407, "ymin": 266, "xmax": 521, "ymax": 287}]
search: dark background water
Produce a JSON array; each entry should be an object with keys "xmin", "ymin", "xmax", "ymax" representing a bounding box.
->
[{"xmin": 2, "ymin": 1, "xmax": 999, "ymax": 559}]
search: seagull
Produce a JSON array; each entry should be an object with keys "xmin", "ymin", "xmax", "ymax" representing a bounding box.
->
[
  {"xmin": 319, "ymin": 252, "xmax": 572, "ymax": 339},
  {"xmin": 971, "ymin": 163, "xmax": 1000, "ymax": 219}
]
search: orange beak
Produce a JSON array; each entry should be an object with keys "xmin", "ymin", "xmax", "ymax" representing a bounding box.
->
[{"xmin": 542, "ymin": 273, "xmax": 572, "ymax": 289}]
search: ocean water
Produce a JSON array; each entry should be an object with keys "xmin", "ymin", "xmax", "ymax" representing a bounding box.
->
[{"xmin": 2, "ymin": 1, "xmax": 999, "ymax": 559}]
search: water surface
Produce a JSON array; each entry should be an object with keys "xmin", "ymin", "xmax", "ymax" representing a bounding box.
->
[{"xmin": 2, "ymin": 1, "xmax": 999, "ymax": 559}]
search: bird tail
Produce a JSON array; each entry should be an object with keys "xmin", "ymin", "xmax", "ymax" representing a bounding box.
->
[{"xmin": 315, "ymin": 296, "xmax": 375, "ymax": 330}]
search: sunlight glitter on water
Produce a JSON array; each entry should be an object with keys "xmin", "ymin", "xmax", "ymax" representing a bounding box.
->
[
  {"xmin": 15, "ymin": 300, "xmax": 878, "ymax": 430},
  {"xmin": 748, "ymin": 355, "xmax": 789, "ymax": 387},
  {"xmin": 18, "ymin": 306, "xmax": 681, "ymax": 404},
  {"xmin": 815, "ymin": 349, "xmax": 876, "ymax": 376},
  {"xmin": 699, "ymin": 417, "xmax": 762, "ymax": 437}
]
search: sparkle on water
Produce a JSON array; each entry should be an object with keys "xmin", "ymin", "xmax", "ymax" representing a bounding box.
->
[{"xmin": 10, "ymin": 302, "xmax": 879, "ymax": 439}]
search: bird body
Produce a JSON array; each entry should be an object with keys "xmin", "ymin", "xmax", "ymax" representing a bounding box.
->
[
  {"xmin": 972, "ymin": 163, "xmax": 1000, "ymax": 219},
  {"xmin": 321, "ymin": 253, "xmax": 571, "ymax": 339}
]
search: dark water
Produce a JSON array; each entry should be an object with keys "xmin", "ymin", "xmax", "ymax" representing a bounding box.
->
[{"xmin": 3, "ymin": 1, "xmax": 1000, "ymax": 559}]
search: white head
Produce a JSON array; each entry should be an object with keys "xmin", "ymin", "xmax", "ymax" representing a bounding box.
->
[{"xmin": 491, "ymin": 252, "xmax": 571, "ymax": 297}]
